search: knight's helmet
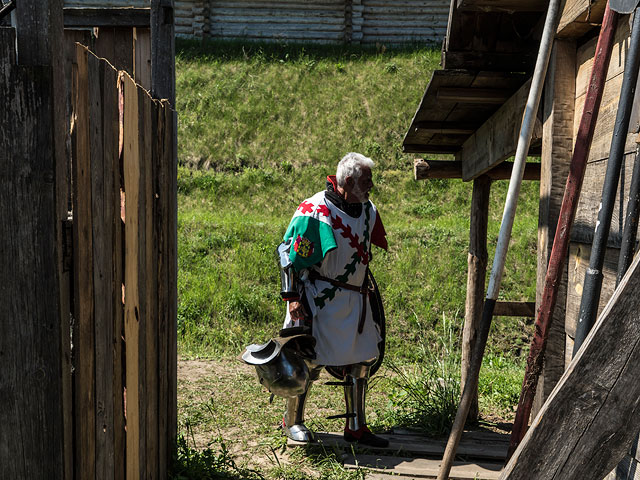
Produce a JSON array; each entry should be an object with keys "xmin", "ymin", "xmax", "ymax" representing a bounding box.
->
[{"xmin": 241, "ymin": 328, "xmax": 316, "ymax": 398}]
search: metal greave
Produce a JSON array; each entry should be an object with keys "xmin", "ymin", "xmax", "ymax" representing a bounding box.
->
[
  {"xmin": 284, "ymin": 363, "xmax": 322, "ymax": 427},
  {"xmin": 343, "ymin": 363, "xmax": 371, "ymax": 431}
]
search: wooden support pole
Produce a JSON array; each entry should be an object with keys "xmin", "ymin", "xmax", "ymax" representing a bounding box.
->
[
  {"xmin": 493, "ymin": 301, "xmax": 536, "ymax": 317},
  {"xmin": 532, "ymin": 39, "xmax": 575, "ymax": 416},
  {"xmin": 461, "ymin": 175, "xmax": 491, "ymax": 422},
  {"xmin": 501, "ymin": 252, "xmax": 640, "ymax": 480},
  {"xmin": 414, "ymin": 159, "xmax": 541, "ymax": 181}
]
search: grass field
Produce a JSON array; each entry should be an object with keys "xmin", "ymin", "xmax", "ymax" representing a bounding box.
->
[{"xmin": 173, "ymin": 39, "xmax": 538, "ymax": 479}]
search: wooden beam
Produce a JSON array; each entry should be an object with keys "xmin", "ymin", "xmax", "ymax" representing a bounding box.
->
[
  {"xmin": 493, "ymin": 301, "xmax": 536, "ymax": 317},
  {"xmin": 557, "ymin": 0, "xmax": 607, "ymax": 38},
  {"xmin": 437, "ymin": 87, "xmax": 511, "ymax": 104},
  {"xmin": 462, "ymin": 176, "xmax": 491, "ymax": 422},
  {"xmin": 457, "ymin": 0, "xmax": 547, "ymax": 12},
  {"xmin": 459, "ymin": 78, "xmax": 543, "ymax": 181},
  {"xmin": 414, "ymin": 159, "xmax": 541, "ymax": 181},
  {"xmin": 501, "ymin": 252, "xmax": 640, "ymax": 480},
  {"xmin": 403, "ymin": 144, "xmax": 460, "ymax": 154},
  {"xmin": 533, "ymin": 39, "xmax": 575, "ymax": 416},
  {"xmin": 413, "ymin": 121, "xmax": 478, "ymax": 135},
  {"xmin": 63, "ymin": 7, "xmax": 150, "ymax": 28},
  {"xmin": 442, "ymin": 50, "xmax": 537, "ymax": 72}
]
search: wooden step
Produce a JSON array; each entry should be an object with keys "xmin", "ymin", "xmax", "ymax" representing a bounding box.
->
[
  {"xmin": 343, "ymin": 453, "xmax": 503, "ymax": 479},
  {"xmin": 288, "ymin": 430, "xmax": 509, "ymax": 461}
]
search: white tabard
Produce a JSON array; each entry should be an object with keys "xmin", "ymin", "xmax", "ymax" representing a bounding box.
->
[{"xmin": 282, "ymin": 188, "xmax": 386, "ymax": 366}]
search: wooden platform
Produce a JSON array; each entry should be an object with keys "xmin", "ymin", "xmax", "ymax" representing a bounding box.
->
[{"xmin": 288, "ymin": 429, "xmax": 508, "ymax": 480}]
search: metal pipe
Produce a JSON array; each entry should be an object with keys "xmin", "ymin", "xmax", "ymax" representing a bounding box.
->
[
  {"xmin": 508, "ymin": 3, "xmax": 620, "ymax": 460},
  {"xmin": 436, "ymin": 0, "xmax": 564, "ymax": 477},
  {"xmin": 617, "ymin": 142, "xmax": 640, "ymax": 285},
  {"xmin": 573, "ymin": 7, "xmax": 640, "ymax": 356}
]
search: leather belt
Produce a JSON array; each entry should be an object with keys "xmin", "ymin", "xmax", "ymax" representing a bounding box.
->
[{"xmin": 308, "ymin": 269, "xmax": 369, "ymax": 334}]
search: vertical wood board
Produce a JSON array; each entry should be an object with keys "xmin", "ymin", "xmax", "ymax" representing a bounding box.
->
[
  {"xmin": 123, "ymin": 71, "xmax": 143, "ymax": 480},
  {"xmin": 571, "ymin": 153, "xmax": 639, "ymax": 245},
  {"xmin": 134, "ymin": 27, "xmax": 151, "ymax": 91},
  {"xmin": 72, "ymin": 44, "xmax": 97, "ymax": 480},
  {"xmin": 564, "ymin": 242, "xmax": 621, "ymax": 339},
  {"xmin": 94, "ymin": 27, "xmax": 135, "ymax": 77},
  {"xmin": 0, "ymin": 63, "xmax": 64, "ymax": 480},
  {"xmin": 533, "ymin": 39, "xmax": 575, "ymax": 414}
]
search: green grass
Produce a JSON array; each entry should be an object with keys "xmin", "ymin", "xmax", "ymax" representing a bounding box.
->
[{"xmin": 174, "ymin": 39, "xmax": 538, "ymax": 478}]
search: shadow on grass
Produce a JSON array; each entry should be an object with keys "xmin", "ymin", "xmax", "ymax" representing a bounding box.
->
[{"xmin": 176, "ymin": 38, "xmax": 439, "ymax": 63}]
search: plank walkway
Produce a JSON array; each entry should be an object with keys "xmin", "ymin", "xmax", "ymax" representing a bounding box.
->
[{"xmin": 288, "ymin": 428, "xmax": 508, "ymax": 479}]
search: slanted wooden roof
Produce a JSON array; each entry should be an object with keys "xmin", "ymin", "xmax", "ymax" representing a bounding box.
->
[
  {"xmin": 404, "ymin": 0, "xmax": 608, "ymax": 180},
  {"xmin": 404, "ymin": 0, "xmax": 547, "ymax": 157}
]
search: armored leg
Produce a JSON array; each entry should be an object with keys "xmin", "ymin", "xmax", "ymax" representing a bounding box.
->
[
  {"xmin": 283, "ymin": 363, "xmax": 323, "ymax": 442},
  {"xmin": 343, "ymin": 361, "xmax": 389, "ymax": 448}
]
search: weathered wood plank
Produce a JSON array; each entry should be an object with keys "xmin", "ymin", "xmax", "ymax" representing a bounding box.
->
[
  {"xmin": 94, "ymin": 27, "xmax": 135, "ymax": 77},
  {"xmin": 0, "ymin": 63, "xmax": 64, "ymax": 480},
  {"xmin": 289, "ymin": 431, "xmax": 509, "ymax": 460},
  {"xmin": 123, "ymin": 71, "xmax": 144, "ymax": 480},
  {"xmin": 167, "ymin": 104, "xmax": 179, "ymax": 457},
  {"xmin": 151, "ymin": 0, "xmax": 175, "ymax": 104},
  {"xmin": 459, "ymin": 79, "xmax": 542, "ymax": 181},
  {"xmin": 573, "ymin": 19, "xmax": 638, "ymax": 163},
  {"xmin": 344, "ymin": 454, "xmax": 502, "ymax": 479},
  {"xmin": 571, "ymin": 153, "xmax": 638, "ymax": 245},
  {"xmin": 501, "ymin": 252, "xmax": 640, "ymax": 480},
  {"xmin": 457, "ymin": 0, "xmax": 546, "ymax": 11},
  {"xmin": 557, "ymin": 0, "xmax": 607, "ymax": 38},
  {"xmin": 462, "ymin": 176, "xmax": 490, "ymax": 421},
  {"xmin": 72, "ymin": 44, "xmax": 97, "ymax": 480},
  {"xmin": 64, "ymin": 7, "xmax": 151, "ymax": 28},
  {"xmin": 112, "ymin": 67, "xmax": 126, "ymax": 480},
  {"xmin": 134, "ymin": 27, "xmax": 151, "ymax": 91},
  {"xmin": 533, "ymin": 39, "xmax": 575, "ymax": 415},
  {"xmin": 87, "ymin": 50, "xmax": 117, "ymax": 480},
  {"xmin": 564, "ymin": 242, "xmax": 620, "ymax": 340},
  {"xmin": 143, "ymin": 91, "xmax": 159, "ymax": 480},
  {"xmin": 0, "ymin": 27, "xmax": 16, "ymax": 64},
  {"xmin": 493, "ymin": 301, "xmax": 536, "ymax": 317},
  {"xmin": 414, "ymin": 160, "xmax": 540, "ymax": 180},
  {"xmin": 155, "ymin": 99, "xmax": 171, "ymax": 480}
]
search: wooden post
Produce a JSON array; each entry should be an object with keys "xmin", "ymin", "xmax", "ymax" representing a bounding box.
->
[
  {"xmin": 461, "ymin": 175, "xmax": 491, "ymax": 422},
  {"xmin": 501, "ymin": 252, "xmax": 640, "ymax": 480},
  {"xmin": 0, "ymin": 1, "xmax": 68, "ymax": 478},
  {"xmin": 152, "ymin": 0, "xmax": 178, "ymax": 462},
  {"xmin": 151, "ymin": 0, "xmax": 175, "ymax": 104},
  {"xmin": 532, "ymin": 39, "xmax": 576, "ymax": 416}
]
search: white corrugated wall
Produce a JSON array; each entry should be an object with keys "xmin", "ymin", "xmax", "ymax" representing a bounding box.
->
[{"xmin": 173, "ymin": 0, "xmax": 448, "ymax": 44}]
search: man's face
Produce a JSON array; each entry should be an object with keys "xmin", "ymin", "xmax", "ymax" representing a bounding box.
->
[{"xmin": 351, "ymin": 166, "xmax": 373, "ymax": 202}]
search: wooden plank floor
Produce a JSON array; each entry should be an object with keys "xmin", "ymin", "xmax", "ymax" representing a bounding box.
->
[{"xmin": 288, "ymin": 429, "xmax": 508, "ymax": 480}]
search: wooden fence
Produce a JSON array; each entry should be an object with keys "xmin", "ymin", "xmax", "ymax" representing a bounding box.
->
[
  {"xmin": 71, "ymin": 43, "xmax": 177, "ymax": 479},
  {"xmin": 172, "ymin": 0, "xmax": 450, "ymax": 44}
]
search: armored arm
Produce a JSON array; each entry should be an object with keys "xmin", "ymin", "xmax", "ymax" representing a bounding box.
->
[{"xmin": 277, "ymin": 240, "xmax": 301, "ymax": 301}]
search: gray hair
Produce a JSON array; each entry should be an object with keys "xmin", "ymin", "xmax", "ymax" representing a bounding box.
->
[{"xmin": 336, "ymin": 152, "xmax": 374, "ymax": 187}]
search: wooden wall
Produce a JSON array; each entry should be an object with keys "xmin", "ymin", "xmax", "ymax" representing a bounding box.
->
[
  {"xmin": 71, "ymin": 43, "xmax": 177, "ymax": 479},
  {"xmin": 172, "ymin": 0, "xmax": 449, "ymax": 44}
]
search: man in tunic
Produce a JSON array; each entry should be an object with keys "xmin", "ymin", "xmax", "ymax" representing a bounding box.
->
[{"xmin": 280, "ymin": 152, "xmax": 388, "ymax": 447}]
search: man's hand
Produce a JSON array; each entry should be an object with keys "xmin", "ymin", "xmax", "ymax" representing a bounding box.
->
[{"xmin": 288, "ymin": 300, "xmax": 308, "ymax": 322}]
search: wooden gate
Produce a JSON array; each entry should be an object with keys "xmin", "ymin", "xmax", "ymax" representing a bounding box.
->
[{"xmin": 71, "ymin": 44, "xmax": 177, "ymax": 479}]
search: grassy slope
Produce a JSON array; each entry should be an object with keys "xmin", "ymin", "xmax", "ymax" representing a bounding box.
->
[{"xmin": 175, "ymin": 40, "xmax": 538, "ymax": 431}]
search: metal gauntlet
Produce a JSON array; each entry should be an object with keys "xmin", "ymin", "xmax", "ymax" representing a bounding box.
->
[{"xmin": 277, "ymin": 240, "xmax": 300, "ymax": 301}]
